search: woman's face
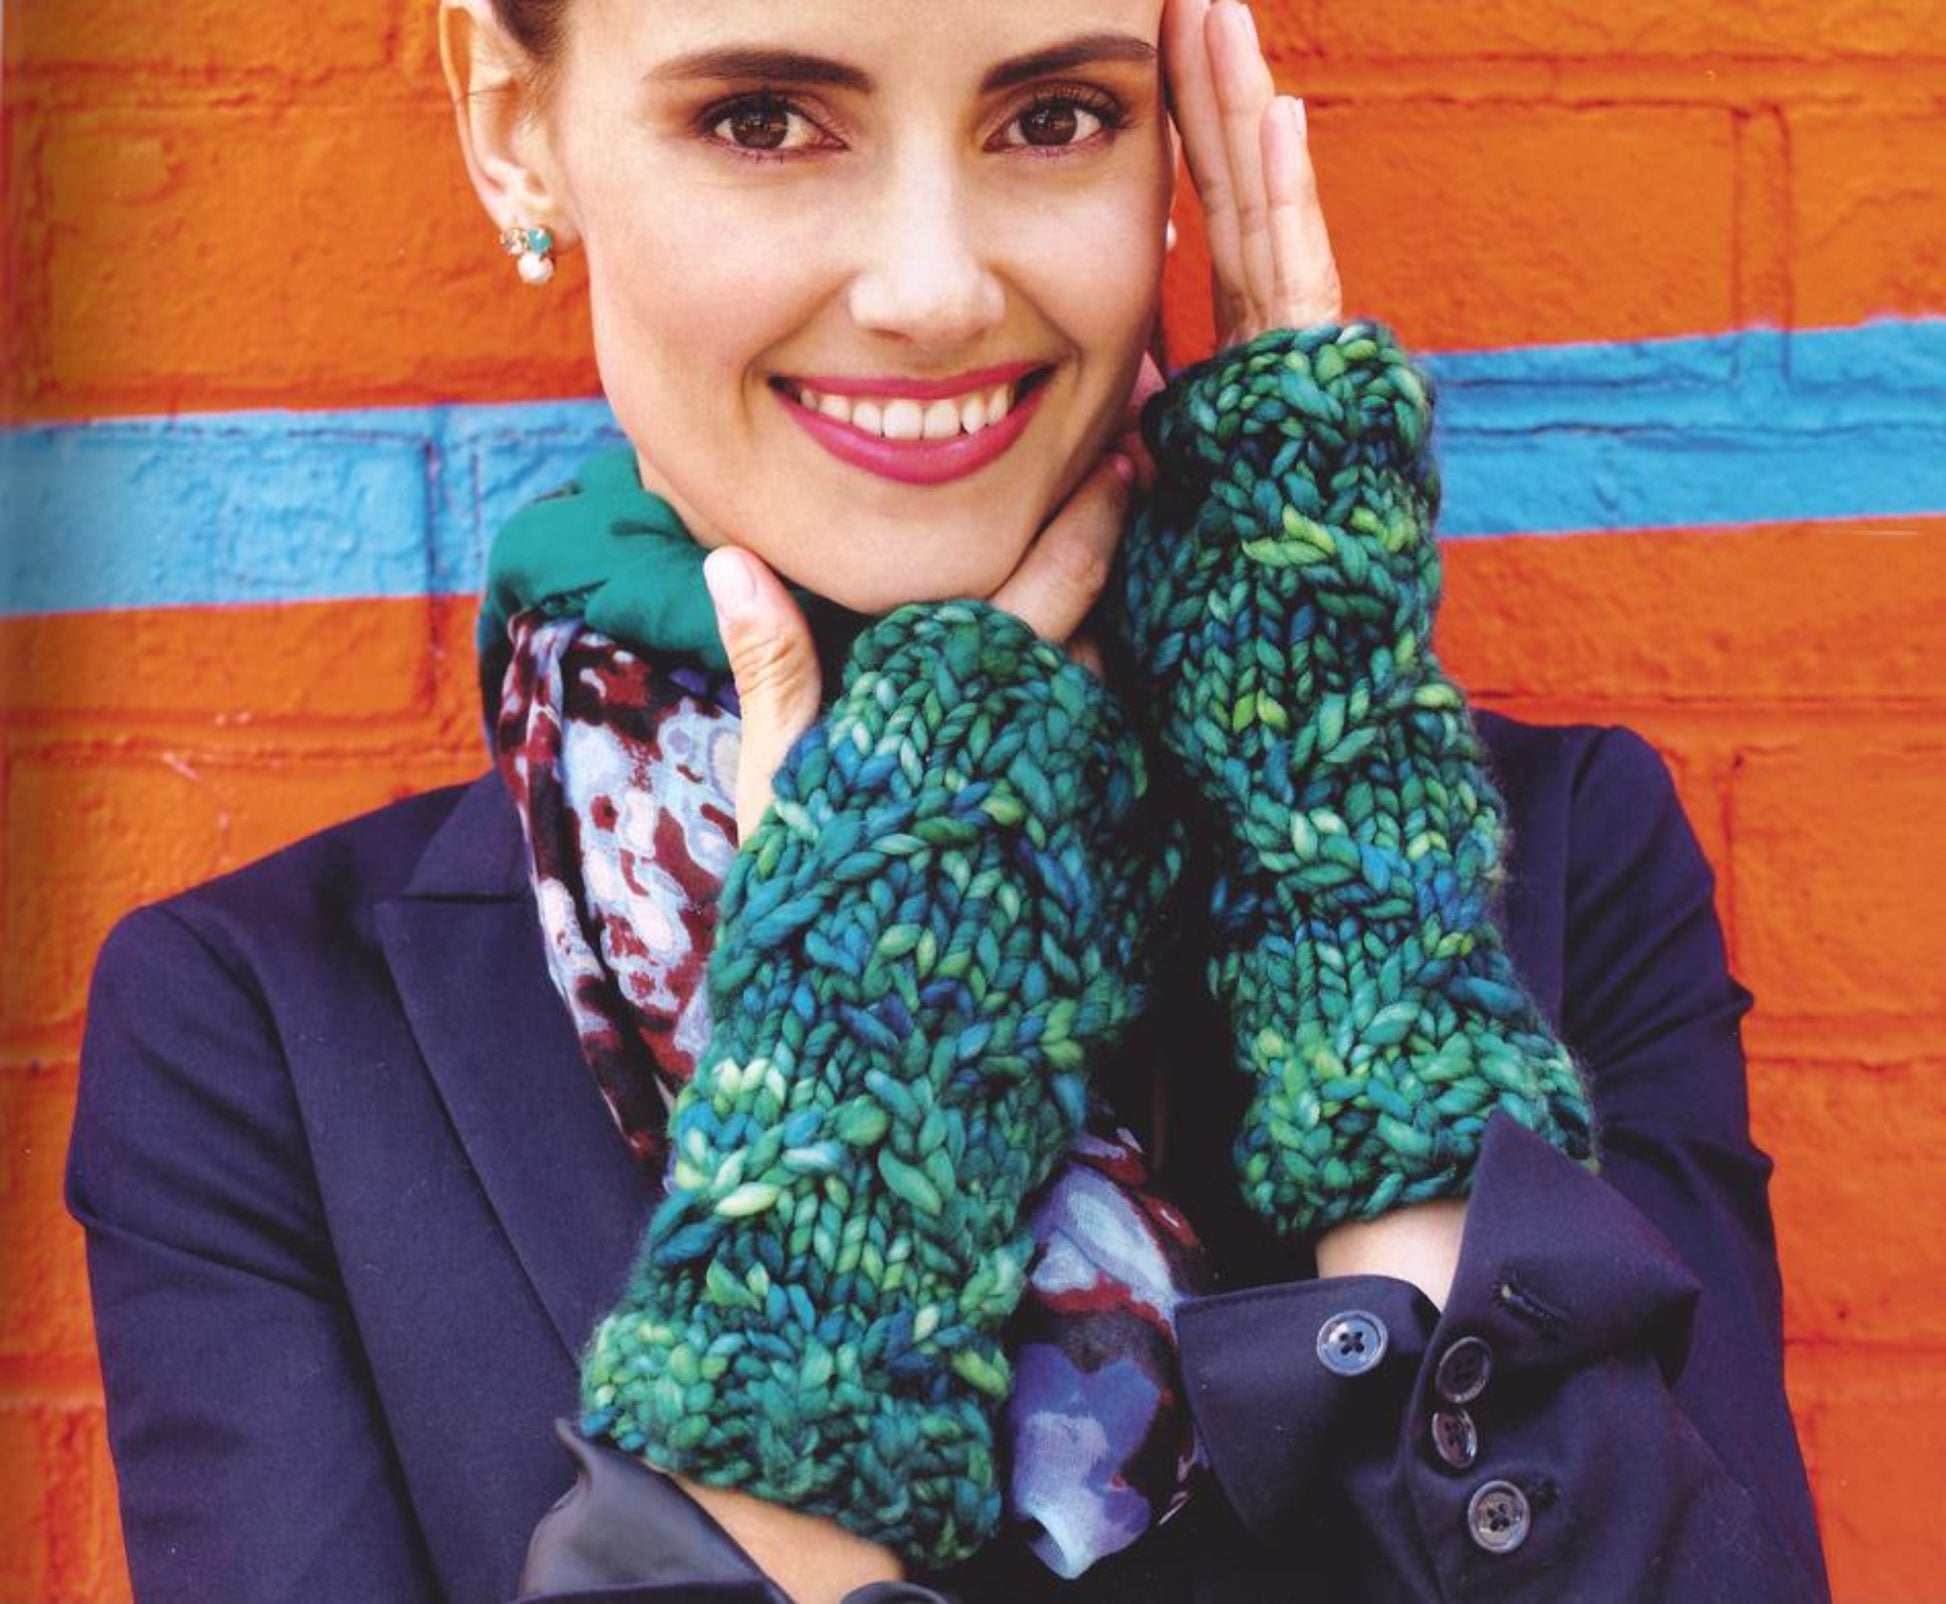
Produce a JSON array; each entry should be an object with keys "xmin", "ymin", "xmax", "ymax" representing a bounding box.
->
[{"xmin": 535, "ymin": 0, "xmax": 1173, "ymax": 611}]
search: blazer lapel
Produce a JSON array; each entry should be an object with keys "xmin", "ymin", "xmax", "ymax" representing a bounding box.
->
[{"xmin": 378, "ymin": 774, "xmax": 661, "ymax": 1365}]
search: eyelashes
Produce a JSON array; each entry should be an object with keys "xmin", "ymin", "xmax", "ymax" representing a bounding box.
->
[{"xmin": 694, "ymin": 85, "xmax": 1134, "ymax": 165}]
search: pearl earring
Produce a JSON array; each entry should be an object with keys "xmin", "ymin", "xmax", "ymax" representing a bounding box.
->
[{"xmin": 499, "ymin": 224, "xmax": 556, "ymax": 286}]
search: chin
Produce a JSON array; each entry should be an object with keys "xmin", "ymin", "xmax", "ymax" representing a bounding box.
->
[{"xmin": 773, "ymin": 511, "xmax": 1041, "ymax": 617}]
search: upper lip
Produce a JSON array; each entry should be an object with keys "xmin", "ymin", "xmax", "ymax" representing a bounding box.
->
[{"xmin": 777, "ymin": 361, "xmax": 1047, "ymax": 401}]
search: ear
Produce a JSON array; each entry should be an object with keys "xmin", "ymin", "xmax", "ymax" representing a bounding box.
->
[{"xmin": 440, "ymin": 0, "xmax": 578, "ymax": 248}]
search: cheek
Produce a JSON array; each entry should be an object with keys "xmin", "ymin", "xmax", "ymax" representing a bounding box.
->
[{"xmin": 1015, "ymin": 164, "xmax": 1170, "ymax": 356}]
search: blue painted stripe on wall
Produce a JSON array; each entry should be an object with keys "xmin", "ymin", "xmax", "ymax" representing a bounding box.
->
[{"xmin": 5, "ymin": 318, "xmax": 1944, "ymax": 617}]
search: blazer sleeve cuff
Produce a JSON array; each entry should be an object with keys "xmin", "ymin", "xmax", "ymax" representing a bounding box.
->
[{"xmin": 1176, "ymin": 1112, "xmax": 1702, "ymax": 1548}]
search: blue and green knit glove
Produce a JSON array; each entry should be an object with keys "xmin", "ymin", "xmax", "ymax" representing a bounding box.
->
[
  {"xmin": 1115, "ymin": 322, "xmax": 1598, "ymax": 1238},
  {"xmin": 579, "ymin": 600, "xmax": 1180, "ymax": 1567}
]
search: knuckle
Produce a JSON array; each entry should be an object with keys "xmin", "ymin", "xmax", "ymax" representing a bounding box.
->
[{"xmin": 731, "ymin": 633, "xmax": 807, "ymax": 701}]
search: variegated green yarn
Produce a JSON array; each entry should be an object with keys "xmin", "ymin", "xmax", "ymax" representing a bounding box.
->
[
  {"xmin": 579, "ymin": 601, "xmax": 1180, "ymax": 1567},
  {"xmin": 1115, "ymin": 322, "xmax": 1598, "ymax": 1237}
]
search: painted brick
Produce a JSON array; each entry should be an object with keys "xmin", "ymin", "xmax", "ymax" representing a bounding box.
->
[
  {"xmin": 1730, "ymin": 743, "xmax": 1946, "ymax": 1021},
  {"xmin": 1, "ymin": 746, "xmax": 475, "ymax": 1031},
  {"xmin": 12, "ymin": 0, "xmax": 391, "ymax": 81},
  {"xmin": 4, "ymin": 421, "xmax": 434, "ymax": 613},
  {"xmin": 1438, "ymin": 520, "xmax": 1946, "ymax": 704},
  {"xmin": 1269, "ymin": 0, "xmax": 1946, "ymax": 59},
  {"xmin": 1793, "ymin": 110, "xmax": 1946, "ymax": 329},
  {"xmin": 0, "ymin": 1409, "xmax": 53, "ymax": 1604},
  {"xmin": 1750, "ymin": 1060, "xmax": 1946, "ymax": 1346},
  {"xmin": 0, "ymin": 1077, "xmax": 96, "ymax": 1363},
  {"xmin": 1315, "ymin": 103, "xmax": 1737, "ymax": 350},
  {"xmin": 0, "ymin": 600, "xmax": 437, "ymax": 723},
  {"xmin": 22, "ymin": 103, "xmax": 601, "ymax": 419},
  {"xmin": 0, "ymin": 1400, "xmax": 127, "ymax": 1604},
  {"xmin": 1787, "ymin": 1346, "xmax": 1946, "ymax": 1604},
  {"xmin": 428, "ymin": 594, "xmax": 490, "ymax": 751}
]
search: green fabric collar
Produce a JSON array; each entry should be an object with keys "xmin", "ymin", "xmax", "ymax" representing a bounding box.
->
[{"xmin": 478, "ymin": 448, "xmax": 874, "ymax": 721}]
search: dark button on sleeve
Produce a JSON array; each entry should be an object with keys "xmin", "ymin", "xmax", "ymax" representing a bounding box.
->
[
  {"xmin": 1466, "ymin": 1480, "xmax": 1532, "ymax": 1554},
  {"xmin": 1433, "ymin": 1335, "xmax": 1493, "ymax": 1404},
  {"xmin": 1316, "ymin": 1309, "xmax": 1389, "ymax": 1377},
  {"xmin": 1429, "ymin": 1407, "xmax": 1479, "ymax": 1470}
]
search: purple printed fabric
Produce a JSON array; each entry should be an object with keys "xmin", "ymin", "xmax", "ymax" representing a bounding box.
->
[{"xmin": 494, "ymin": 611, "xmax": 1208, "ymax": 1575}]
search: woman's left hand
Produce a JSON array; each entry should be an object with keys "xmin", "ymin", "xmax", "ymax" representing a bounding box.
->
[{"xmin": 1164, "ymin": 0, "xmax": 1343, "ymax": 349}]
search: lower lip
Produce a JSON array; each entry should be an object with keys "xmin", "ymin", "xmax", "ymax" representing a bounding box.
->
[{"xmin": 776, "ymin": 377, "xmax": 1049, "ymax": 487}]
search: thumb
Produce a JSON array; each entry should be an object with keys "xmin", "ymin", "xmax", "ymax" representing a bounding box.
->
[{"xmin": 704, "ymin": 547, "xmax": 823, "ymax": 843}]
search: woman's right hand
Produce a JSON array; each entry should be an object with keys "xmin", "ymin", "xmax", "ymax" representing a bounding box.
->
[{"xmin": 705, "ymin": 445, "xmax": 1141, "ymax": 843}]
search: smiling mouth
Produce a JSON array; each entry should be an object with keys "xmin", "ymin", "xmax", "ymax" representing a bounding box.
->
[{"xmin": 771, "ymin": 368, "xmax": 1055, "ymax": 443}]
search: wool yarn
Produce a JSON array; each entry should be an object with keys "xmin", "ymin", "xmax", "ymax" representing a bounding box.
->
[
  {"xmin": 580, "ymin": 600, "xmax": 1181, "ymax": 1567},
  {"xmin": 1115, "ymin": 322, "xmax": 1598, "ymax": 1236}
]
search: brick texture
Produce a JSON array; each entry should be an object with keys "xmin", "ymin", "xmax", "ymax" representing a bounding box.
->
[{"xmin": 6, "ymin": 3, "xmax": 1945, "ymax": 1600}]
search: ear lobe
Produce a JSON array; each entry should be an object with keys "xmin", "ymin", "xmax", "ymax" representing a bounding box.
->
[{"xmin": 440, "ymin": 0, "xmax": 577, "ymax": 248}]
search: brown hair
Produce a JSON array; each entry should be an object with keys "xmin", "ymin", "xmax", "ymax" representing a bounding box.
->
[{"xmin": 491, "ymin": 0, "xmax": 568, "ymax": 65}]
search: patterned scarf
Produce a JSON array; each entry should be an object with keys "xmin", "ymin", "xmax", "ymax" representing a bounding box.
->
[{"xmin": 488, "ymin": 453, "xmax": 1210, "ymax": 1577}]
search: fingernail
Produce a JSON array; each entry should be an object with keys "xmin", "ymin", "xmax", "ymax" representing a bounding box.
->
[
  {"xmin": 703, "ymin": 548, "xmax": 756, "ymax": 617},
  {"xmin": 1286, "ymin": 96, "xmax": 1308, "ymax": 141}
]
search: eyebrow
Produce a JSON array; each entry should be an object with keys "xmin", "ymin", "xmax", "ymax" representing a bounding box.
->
[{"xmin": 647, "ymin": 31, "xmax": 1157, "ymax": 95}]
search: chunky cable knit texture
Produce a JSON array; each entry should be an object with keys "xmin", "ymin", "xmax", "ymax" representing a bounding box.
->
[
  {"xmin": 580, "ymin": 601, "xmax": 1181, "ymax": 1566},
  {"xmin": 1116, "ymin": 322, "xmax": 1598, "ymax": 1236}
]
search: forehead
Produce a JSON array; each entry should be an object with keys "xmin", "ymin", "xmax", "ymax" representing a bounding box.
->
[{"xmin": 581, "ymin": 0, "xmax": 1168, "ymax": 76}]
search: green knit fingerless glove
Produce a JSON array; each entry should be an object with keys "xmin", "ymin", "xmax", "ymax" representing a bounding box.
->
[
  {"xmin": 579, "ymin": 601, "xmax": 1180, "ymax": 1567},
  {"xmin": 1115, "ymin": 323, "xmax": 1597, "ymax": 1237}
]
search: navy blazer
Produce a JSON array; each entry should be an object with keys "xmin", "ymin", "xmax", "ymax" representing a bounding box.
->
[{"xmin": 68, "ymin": 713, "xmax": 1832, "ymax": 1602}]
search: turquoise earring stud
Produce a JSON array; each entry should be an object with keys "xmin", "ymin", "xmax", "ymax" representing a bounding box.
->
[{"xmin": 500, "ymin": 224, "xmax": 556, "ymax": 286}]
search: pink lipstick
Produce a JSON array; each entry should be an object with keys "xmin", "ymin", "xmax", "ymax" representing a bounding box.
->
[{"xmin": 774, "ymin": 365, "xmax": 1053, "ymax": 487}]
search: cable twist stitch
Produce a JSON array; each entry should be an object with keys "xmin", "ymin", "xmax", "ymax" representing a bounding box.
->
[
  {"xmin": 580, "ymin": 599, "xmax": 1181, "ymax": 1566},
  {"xmin": 1115, "ymin": 322, "xmax": 1598, "ymax": 1236}
]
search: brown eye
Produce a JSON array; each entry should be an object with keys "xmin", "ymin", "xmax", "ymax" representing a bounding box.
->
[
  {"xmin": 725, "ymin": 100, "xmax": 792, "ymax": 150},
  {"xmin": 998, "ymin": 93, "xmax": 1120, "ymax": 152},
  {"xmin": 1018, "ymin": 101, "xmax": 1082, "ymax": 147},
  {"xmin": 707, "ymin": 95, "xmax": 823, "ymax": 155}
]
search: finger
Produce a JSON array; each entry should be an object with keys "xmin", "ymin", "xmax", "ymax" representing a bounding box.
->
[
  {"xmin": 704, "ymin": 547, "xmax": 823, "ymax": 843},
  {"xmin": 1262, "ymin": 96, "xmax": 1343, "ymax": 326},
  {"xmin": 1162, "ymin": 0, "xmax": 1249, "ymax": 332},
  {"xmin": 1208, "ymin": 0, "xmax": 1280, "ymax": 334},
  {"xmin": 990, "ymin": 455, "xmax": 1133, "ymax": 646},
  {"xmin": 1113, "ymin": 353, "xmax": 1166, "ymax": 486},
  {"xmin": 1067, "ymin": 630, "xmax": 1106, "ymax": 682},
  {"xmin": 1129, "ymin": 351, "xmax": 1167, "ymax": 413},
  {"xmin": 1116, "ymin": 427, "xmax": 1156, "ymax": 490}
]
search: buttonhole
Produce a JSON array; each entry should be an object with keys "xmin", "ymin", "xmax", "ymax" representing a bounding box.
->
[
  {"xmin": 1521, "ymin": 1474, "xmax": 1560, "ymax": 1512},
  {"xmin": 1495, "ymin": 1277, "xmax": 1567, "ymax": 1333}
]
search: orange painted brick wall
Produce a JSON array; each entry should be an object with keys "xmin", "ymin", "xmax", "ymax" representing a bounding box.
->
[{"xmin": 5, "ymin": 5, "xmax": 1945, "ymax": 1603}]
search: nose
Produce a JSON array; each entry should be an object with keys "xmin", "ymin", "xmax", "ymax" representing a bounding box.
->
[{"xmin": 846, "ymin": 162, "xmax": 1006, "ymax": 352}]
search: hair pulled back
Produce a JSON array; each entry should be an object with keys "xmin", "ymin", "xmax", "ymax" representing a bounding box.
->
[{"xmin": 492, "ymin": 0, "xmax": 568, "ymax": 65}]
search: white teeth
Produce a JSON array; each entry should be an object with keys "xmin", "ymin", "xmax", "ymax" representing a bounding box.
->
[
  {"xmin": 881, "ymin": 399, "xmax": 925, "ymax": 441},
  {"xmin": 789, "ymin": 376, "xmax": 1032, "ymax": 440}
]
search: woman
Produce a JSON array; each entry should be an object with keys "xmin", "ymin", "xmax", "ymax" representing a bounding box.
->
[{"xmin": 67, "ymin": 1, "xmax": 1830, "ymax": 1600}]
